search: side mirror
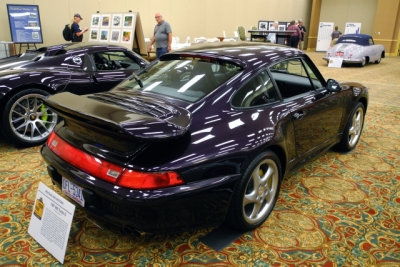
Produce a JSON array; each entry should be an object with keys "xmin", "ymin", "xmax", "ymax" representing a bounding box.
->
[{"xmin": 326, "ymin": 79, "xmax": 341, "ymax": 92}]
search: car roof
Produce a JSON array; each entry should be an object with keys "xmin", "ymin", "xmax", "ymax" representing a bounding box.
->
[
  {"xmin": 165, "ymin": 42, "xmax": 304, "ymax": 68},
  {"xmin": 41, "ymin": 43, "xmax": 127, "ymax": 56},
  {"xmin": 337, "ymin": 34, "xmax": 372, "ymax": 46},
  {"xmin": 341, "ymin": 34, "xmax": 372, "ymax": 39}
]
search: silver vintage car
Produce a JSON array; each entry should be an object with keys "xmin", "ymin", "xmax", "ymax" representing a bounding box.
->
[{"xmin": 324, "ymin": 34, "xmax": 385, "ymax": 67}]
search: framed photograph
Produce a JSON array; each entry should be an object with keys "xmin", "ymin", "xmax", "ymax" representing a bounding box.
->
[
  {"xmin": 91, "ymin": 15, "xmax": 100, "ymax": 27},
  {"xmin": 278, "ymin": 25, "xmax": 286, "ymax": 31},
  {"xmin": 121, "ymin": 30, "xmax": 132, "ymax": 43},
  {"xmin": 112, "ymin": 14, "xmax": 122, "ymax": 28},
  {"xmin": 100, "ymin": 29, "xmax": 109, "ymax": 41},
  {"xmin": 101, "ymin": 14, "xmax": 110, "ymax": 27},
  {"xmin": 89, "ymin": 28, "xmax": 99, "ymax": 41},
  {"xmin": 110, "ymin": 29, "xmax": 120, "ymax": 42},
  {"xmin": 258, "ymin": 21, "xmax": 268, "ymax": 30},
  {"xmin": 268, "ymin": 22, "xmax": 275, "ymax": 30},
  {"xmin": 123, "ymin": 14, "xmax": 134, "ymax": 28}
]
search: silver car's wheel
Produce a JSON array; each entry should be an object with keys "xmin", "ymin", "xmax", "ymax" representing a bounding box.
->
[
  {"xmin": 3, "ymin": 89, "xmax": 58, "ymax": 146},
  {"xmin": 347, "ymin": 106, "xmax": 364, "ymax": 148},
  {"xmin": 336, "ymin": 102, "xmax": 365, "ymax": 152},
  {"xmin": 226, "ymin": 151, "xmax": 281, "ymax": 231},
  {"xmin": 242, "ymin": 158, "xmax": 279, "ymax": 224},
  {"xmin": 361, "ymin": 57, "xmax": 367, "ymax": 67}
]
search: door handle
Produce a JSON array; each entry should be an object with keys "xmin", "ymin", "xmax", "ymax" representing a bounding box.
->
[{"xmin": 293, "ymin": 111, "xmax": 305, "ymax": 120}]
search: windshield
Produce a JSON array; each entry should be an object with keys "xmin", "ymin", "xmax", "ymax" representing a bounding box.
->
[{"xmin": 115, "ymin": 57, "xmax": 242, "ymax": 102}]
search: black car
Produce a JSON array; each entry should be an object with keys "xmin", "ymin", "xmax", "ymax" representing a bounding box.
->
[
  {"xmin": 41, "ymin": 42, "xmax": 368, "ymax": 233},
  {"xmin": 0, "ymin": 43, "xmax": 148, "ymax": 146}
]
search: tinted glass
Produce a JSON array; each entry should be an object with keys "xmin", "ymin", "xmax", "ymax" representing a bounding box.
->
[
  {"xmin": 302, "ymin": 59, "xmax": 323, "ymax": 89},
  {"xmin": 232, "ymin": 70, "xmax": 278, "ymax": 107},
  {"xmin": 92, "ymin": 51, "xmax": 140, "ymax": 71},
  {"xmin": 270, "ymin": 59, "xmax": 313, "ymax": 98},
  {"xmin": 116, "ymin": 58, "xmax": 242, "ymax": 102}
]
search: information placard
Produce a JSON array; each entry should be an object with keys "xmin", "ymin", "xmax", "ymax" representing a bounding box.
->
[
  {"xmin": 328, "ymin": 57, "xmax": 343, "ymax": 68},
  {"xmin": 316, "ymin": 22, "xmax": 334, "ymax": 52},
  {"xmin": 28, "ymin": 182, "xmax": 75, "ymax": 264},
  {"xmin": 7, "ymin": 4, "xmax": 43, "ymax": 43}
]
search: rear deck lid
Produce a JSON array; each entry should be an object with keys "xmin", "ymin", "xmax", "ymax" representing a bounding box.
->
[{"xmin": 45, "ymin": 91, "xmax": 191, "ymax": 139}]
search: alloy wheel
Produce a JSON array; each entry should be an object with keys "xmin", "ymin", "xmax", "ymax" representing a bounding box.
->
[
  {"xmin": 9, "ymin": 93, "xmax": 58, "ymax": 143},
  {"xmin": 348, "ymin": 106, "xmax": 364, "ymax": 148},
  {"xmin": 242, "ymin": 158, "xmax": 279, "ymax": 224}
]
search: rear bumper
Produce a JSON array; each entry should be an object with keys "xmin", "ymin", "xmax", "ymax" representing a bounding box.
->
[
  {"xmin": 323, "ymin": 57, "xmax": 363, "ymax": 64},
  {"xmin": 41, "ymin": 145, "xmax": 239, "ymax": 233}
]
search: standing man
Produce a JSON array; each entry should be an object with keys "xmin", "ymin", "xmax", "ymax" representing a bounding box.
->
[
  {"xmin": 267, "ymin": 21, "xmax": 279, "ymax": 44},
  {"xmin": 71, "ymin": 13, "xmax": 88, "ymax": 42},
  {"xmin": 287, "ymin": 20, "xmax": 301, "ymax": 48},
  {"xmin": 298, "ymin": 19, "xmax": 307, "ymax": 50},
  {"xmin": 148, "ymin": 13, "xmax": 172, "ymax": 59}
]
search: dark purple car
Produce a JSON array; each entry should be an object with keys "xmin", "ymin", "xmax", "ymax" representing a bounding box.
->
[
  {"xmin": 41, "ymin": 42, "xmax": 368, "ymax": 233},
  {"xmin": 0, "ymin": 43, "xmax": 148, "ymax": 146}
]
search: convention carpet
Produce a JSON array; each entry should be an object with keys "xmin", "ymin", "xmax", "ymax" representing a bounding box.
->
[{"xmin": 0, "ymin": 52, "xmax": 399, "ymax": 266}]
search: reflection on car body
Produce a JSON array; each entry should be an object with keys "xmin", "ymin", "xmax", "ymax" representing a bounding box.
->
[
  {"xmin": 41, "ymin": 42, "xmax": 368, "ymax": 233},
  {"xmin": 0, "ymin": 43, "xmax": 148, "ymax": 146}
]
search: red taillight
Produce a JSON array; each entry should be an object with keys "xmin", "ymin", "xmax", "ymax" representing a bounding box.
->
[
  {"xmin": 117, "ymin": 170, "xmax": 183, "ymax": 189},
  {"xmin": 47, "ymin": 131, "xmax": 184, "ymax": 189}
]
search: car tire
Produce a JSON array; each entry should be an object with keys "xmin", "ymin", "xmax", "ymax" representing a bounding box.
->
[
  {"xmin": 360, "ymin": 57, "xmax": 366, "ymax": 67},
  {"xmin": 226, "ymin": 151, "xmax": 281, "ymax": 231},
  {"xmin": 375, "ymin": 57, "xmax": 381, "ymax": 64},
  {"xmin": 336, "ymin": 102, "xmax": 365, "ymax": 152},
  {"xmin": 1, "ymin": 88, "xmax": 58, "ymax": 147}
]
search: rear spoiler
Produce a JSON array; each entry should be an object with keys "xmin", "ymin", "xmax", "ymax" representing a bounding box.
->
[{"xmin": 45, "ymin": 92, "xmax": 191, "ymax": 139}]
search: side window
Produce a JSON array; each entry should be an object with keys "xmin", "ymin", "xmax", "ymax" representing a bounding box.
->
[
  {"xmin": 232, "ymin": 70, "xmax": 278, "ymax": 108},
  {"xmin": 269, "ymin": 59, "xmax": 313, "ymax": 98},
  {"xmin": 369, "ymin": 38, "xmax": 374, "ymax": 45},
  {"xmin": 302, "ymin": 59, "xmax": 323, "ymax": 89},
  {"xmin": 92, "ymin": 51, "xmax": 140, "ymax": 71}
]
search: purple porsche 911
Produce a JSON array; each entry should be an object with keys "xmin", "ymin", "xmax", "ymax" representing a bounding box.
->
[{"xmin": 41, "ymin": 42, "xmax": 368, "ymax": 233}]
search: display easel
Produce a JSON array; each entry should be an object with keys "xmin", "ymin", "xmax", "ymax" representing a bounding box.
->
[
  {"xmin": 18, "ymin": 43, "xmax": 37, "ymax": 54},
  {"xmin": 88, "ymin": 11, "xmax": 147, "ymax": 56}
]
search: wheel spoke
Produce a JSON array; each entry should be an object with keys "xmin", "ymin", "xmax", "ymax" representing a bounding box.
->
[
  {"xmin": 11, "ymin": 116, "xmax": 26, "ymax": 124},
  {"xmin": 250, "ymin": 202, "xmax": 262, "ymax": 219},
  {"xmin": 33, "ymin": 97, "xmax": 38, "ymax": 112},
  {"xmin": 251, "ymin": 168, "xmax": 261, "ymax": 189},
  {"xmin": 16, "ymin": 102, "xmax": 29, "ymax": 112},
  {"xmin": 243, "ymin": 192, "xmax": 257, "ymax": 205}
]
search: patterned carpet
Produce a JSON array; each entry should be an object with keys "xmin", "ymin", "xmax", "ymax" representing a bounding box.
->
[{"xmin": 0, "ymin": 52, "xmax": 399, "ymax": 266}]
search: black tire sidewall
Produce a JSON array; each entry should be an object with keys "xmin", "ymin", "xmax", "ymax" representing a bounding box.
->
[
  {"xmin": 2, "ymin": 88, "xmax": 51, "ymax": 147},
  {"xmin": 226, "ymin": 150, "xmax": 282, "ymax": 231},
  {"xmin": 337, "ymin": 102, "xmax": 365, "ymax": 152}
]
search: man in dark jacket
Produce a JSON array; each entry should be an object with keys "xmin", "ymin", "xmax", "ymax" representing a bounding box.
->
[{"xmin": 71, "ymin": 13, "xmax": 88, "ymax": 42}]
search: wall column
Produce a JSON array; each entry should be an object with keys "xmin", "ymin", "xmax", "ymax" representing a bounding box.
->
[
  {"xmin": 307, "ymin": 0, "xmax": 322, "ymax": 51},
  {"xmin": 372, "ymin": 0, "xmax": 400, "ymax": 56}
]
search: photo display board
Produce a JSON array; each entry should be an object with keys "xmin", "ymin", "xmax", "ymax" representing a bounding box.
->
[
  {"xmin": 89, "ymin": 12, "xmax": 146, "ymax": 55},
  {"xmin": 7, "ymin": 4, "xmax": 43, "ymax": 43},
  {"xmin": 316, "ymin": 22, "xmax": 334, "ymax": 52},
  {"xmin": 345, "ymin": 22, "xmax": 362, "ymax": 34}
]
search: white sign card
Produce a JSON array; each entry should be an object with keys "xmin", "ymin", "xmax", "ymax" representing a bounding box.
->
[
  {"xmin": 316, "ymin": 22, "xmax": 334, "ymax": 52},
  {"xmin": 328, "ymin": 57, "xmax": 343, "ymax": 68},
  {"xmin": 28, "ymin": 182, "xmax": 75, "ymax": 264},
  {"xmin": 345, "ymin": 22, "xmax": 362, "ymax": 34}
]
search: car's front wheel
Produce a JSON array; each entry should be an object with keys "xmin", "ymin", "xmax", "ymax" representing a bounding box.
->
[
  {"xmin": 226, "ymin": 151, "xmax": 281, "ymax": 231},
  {"xmin": 2, "ymin": 89, "xmax": 58, "ymax": 147},
  {"xmin": 336, "ymin": 102, "xmax": 365, "ymax": 152}
]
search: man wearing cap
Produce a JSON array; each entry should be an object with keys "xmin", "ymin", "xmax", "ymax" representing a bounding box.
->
[{"xmin": 71, "ymin": 13, "xmax": 88, "ymax": 42}]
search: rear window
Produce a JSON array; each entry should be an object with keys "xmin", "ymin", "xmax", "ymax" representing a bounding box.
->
[{"xmin": 116, "ymin": 57, "xmax": 242, "ymax": 102}]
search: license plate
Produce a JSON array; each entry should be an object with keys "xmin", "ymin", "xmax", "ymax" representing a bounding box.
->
[
  {"xmin": 335, "ymin": 52, "xmax": 344, "ymax": 57},
  {"xmin": 62, "ymin": 177, "xmax": 85, "ymax": 207}
]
